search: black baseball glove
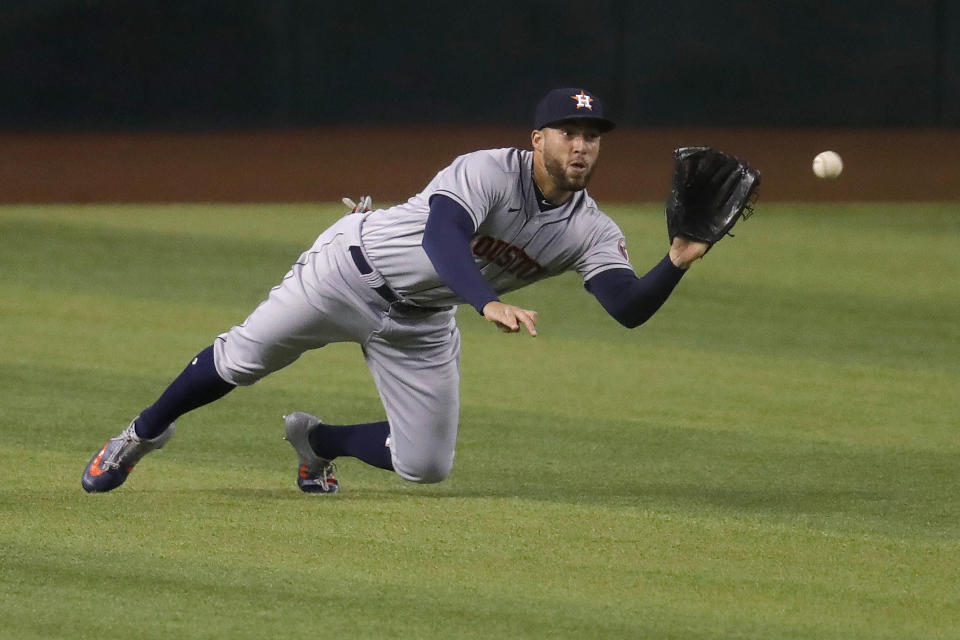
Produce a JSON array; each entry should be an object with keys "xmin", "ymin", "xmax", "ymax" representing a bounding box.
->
[{"xmin": 665, "ymin": 147, "xmax": 761, "ymax": 248}]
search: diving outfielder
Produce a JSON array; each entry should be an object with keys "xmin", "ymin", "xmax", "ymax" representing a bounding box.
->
[{"xmin": 82, "ymin": 88, "xmax": 711, "ymax": 494}]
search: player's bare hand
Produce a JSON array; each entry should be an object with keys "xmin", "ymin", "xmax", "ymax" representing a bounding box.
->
[
  {"xmin": 482, "ymin": 301, "xmax": 538, "ymax": 337},
  {"xmin": 669, "ymin": 236, "xmax": 709, "ymax": 269}
]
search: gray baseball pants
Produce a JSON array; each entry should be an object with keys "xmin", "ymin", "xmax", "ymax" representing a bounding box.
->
[{"xmin": 213, "ymin": 215, "xmax": 461, "ymax": 483}]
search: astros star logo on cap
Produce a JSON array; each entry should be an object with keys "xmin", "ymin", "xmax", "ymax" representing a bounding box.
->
[{"xmin": 571, "ymin": 91, "xmax": 594, "ymax": 110}]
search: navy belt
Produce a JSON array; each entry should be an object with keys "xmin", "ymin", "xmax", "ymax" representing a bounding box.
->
[{"xmin": 348, "ymin": 246, "xmax": 448, "ymax": 313}]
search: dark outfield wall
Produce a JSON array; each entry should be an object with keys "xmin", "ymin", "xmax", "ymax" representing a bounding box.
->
[{"xmin": 1, "ymin": 1, "xmax": 959, "ymax": 130}]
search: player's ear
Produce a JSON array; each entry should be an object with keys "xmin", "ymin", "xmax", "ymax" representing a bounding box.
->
[{"xmin": 531, "ymin": 129, "xmax": 543, "ymax": 152}]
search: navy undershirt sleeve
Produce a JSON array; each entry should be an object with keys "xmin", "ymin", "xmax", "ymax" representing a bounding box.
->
[
  {"xmin": 423, "ymin": 194, "xmax": 500, "ymax": 314},
  {"xmin": 584, "ymin": 256, "xmax": 687, "ymax": 328}
]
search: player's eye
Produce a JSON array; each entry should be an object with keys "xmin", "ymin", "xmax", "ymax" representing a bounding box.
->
[{"xmin": 560, "ymin": 128, "xmax": 599, "ymax": 142}]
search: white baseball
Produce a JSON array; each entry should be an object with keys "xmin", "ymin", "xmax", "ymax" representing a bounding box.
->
[{"xmin": 812, "ymin": 151, "xmax": 843, "ymax": 179}]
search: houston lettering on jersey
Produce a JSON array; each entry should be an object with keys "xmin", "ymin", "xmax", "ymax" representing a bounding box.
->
[{"xmin": 471, "ymin": 235, "xmax": 543, "ymax": 279}]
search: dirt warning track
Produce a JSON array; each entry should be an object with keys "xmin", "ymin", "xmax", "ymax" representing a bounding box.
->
[{"xmin": 2, "ymin": 127, "xmax": 957, "ymax": 204}]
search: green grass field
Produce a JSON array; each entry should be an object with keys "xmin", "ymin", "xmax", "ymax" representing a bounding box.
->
[{"xmin": 1, "ymin": 202, "xmax": 958, "ymax": 639}]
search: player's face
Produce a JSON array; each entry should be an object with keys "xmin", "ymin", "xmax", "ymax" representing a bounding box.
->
[{"xmin": 534, "ymin": 122, "xmax": 602, "ymax": 194}]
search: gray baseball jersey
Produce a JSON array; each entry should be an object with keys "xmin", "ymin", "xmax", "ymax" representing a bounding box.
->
[
  {"xmin": 361, "ymin": 147, "xmax": 634, "ymax": 307},
  {"xmin": 214, "ymin": 147, "xmax": 635, "ymax": 483}
]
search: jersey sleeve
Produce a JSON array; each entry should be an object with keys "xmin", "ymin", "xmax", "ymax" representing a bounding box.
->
[
  {"xmin": 428, "ymin": 151, "xmax": 511, "ymax": 229},
  {"xmin": 423, "ymin": 194, "xmax": 500, "ymax": 314},
  {"xmin": 573, "ymin": 215, "xmax": 636, "ymax": 282}
]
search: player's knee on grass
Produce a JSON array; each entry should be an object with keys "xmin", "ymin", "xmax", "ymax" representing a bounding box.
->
[
  {"xmin": 388, "ymin": 416, "xmax": 458, "ymax": 484},
  {"xmin": 393, "ymin": 451, "xmax": 454, "ymax": 484}
]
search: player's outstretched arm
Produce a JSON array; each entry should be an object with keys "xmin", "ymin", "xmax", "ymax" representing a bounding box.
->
[
  {"xmin": 482, "ymin": 301, "xmax": 538, "ymax": 337},
  {"xmin": 585, "ymin": 238, "xmax": 707, "ymax": 329}
]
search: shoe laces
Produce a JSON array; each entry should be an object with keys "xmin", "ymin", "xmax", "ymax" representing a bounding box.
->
[
  {"xmin": 100, "ymin": 426, "xmax": 140, "ymax": 471},
  {"xmin": 318, "ymin": 462, "xmax": 338, "ymax": 489}
]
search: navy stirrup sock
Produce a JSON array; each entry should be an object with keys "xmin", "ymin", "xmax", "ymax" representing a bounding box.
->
[
  {"xmin": 308, "ymin": 420, "xmax": 394, "ymax": 471},
  {"xmin": 134, "ymin": 345, "xmax": 236, "ymax": 439}
]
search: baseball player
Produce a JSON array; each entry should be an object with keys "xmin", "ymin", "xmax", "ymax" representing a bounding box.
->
[{"xmin": 82, "ymin": 87, "xmax": 712, "ymax": 494}]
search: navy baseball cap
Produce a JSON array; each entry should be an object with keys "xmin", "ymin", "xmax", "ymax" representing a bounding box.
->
[{"xmin": 533, "ymin": 87, "xmax": 615, "ymax": 133}]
